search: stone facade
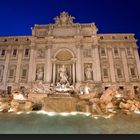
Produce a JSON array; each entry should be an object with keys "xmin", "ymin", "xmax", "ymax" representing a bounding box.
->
[{"xmin": 0, "ymin": 11, "xmax": 140, "ymax": 92}]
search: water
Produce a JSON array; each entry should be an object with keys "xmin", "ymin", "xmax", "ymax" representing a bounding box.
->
[{"xmin": 0, "ymin": 112, "xmax": 140, "ymax": 134}]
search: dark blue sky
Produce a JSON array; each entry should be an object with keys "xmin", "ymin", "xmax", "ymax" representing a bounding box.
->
[{"xmin": 0, "ymin": 0, "xmax": 140, "ymax": 52}]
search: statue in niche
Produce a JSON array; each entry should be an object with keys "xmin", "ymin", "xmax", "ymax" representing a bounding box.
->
[
  {"xmin": 58, "ymin": 65, "xmax": 69, "ymax": 85},
  {"xmin": 36, "ymin": 67, "xmax": 44, "ymax": 81},
  {"xmin": 85, "ymin": 64, "xmax": 93, "ymax": 81},
  {"xmin": 37, "ymin": 49, "xmax": 44, "ymax": 58}
]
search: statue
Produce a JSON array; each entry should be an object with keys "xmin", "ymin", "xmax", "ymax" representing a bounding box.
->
[
  {"xmin": 54, "ymin": 16, "xmax": 60, "ymax": 25},
  {"xmin": 54, "ymin": 11, "xmax": 75, "ymax": 26},
  {"xmin": 58, "ymin": 65, "xmax": 68, "ymax": 84},
  {"xmin": 68, "ymin": 15, "xmax": 75, "ymax": 25},
  {"xmin": 85, "ymin": 65, "xmax": 93, "ymax": 80},
  {"xmin": 36, "ymin": 67, "xmax": 44, "ymax": 81},
  {"xmin": 84, "ymin": 85, "xmax": 90, "ymax": 94}
]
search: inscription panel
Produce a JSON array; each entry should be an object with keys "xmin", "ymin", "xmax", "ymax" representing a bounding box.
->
[{"xmin": 53, "ymin": 28, "xmax": 76, "ymax": 37}]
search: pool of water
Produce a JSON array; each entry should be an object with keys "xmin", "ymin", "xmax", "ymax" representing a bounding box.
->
[{"xmin": 0, "ymin": 112, "xmax": 140, "ymax": 134}]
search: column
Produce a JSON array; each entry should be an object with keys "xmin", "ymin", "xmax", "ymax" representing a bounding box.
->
[
  {"xmin": 94, "ymin": 46, "xmax": 101, "ymax": 82},
  {"xmin": 121, "ymin": 48, "xmax": 130, "ymax": 82},
  {"xmin": 92, "ymin": 47, "xmax": 95, "ymax": 82},
  {"xmin": 44, "ymin": 48, "xmax": 48, "ymax": 82},
  {"xmin": 28, "ymin": 45, "xmax": 36, "ymax": 83},
  {"xmin": 108, "ymin": 48, "xmax": 116, "ymax": 83},
  {"xmin": 46, "ymin": 45, "xmax": 52, "ymax": 83},
  {"xmin": 53, "ymin": 63, "xmax": 56, "ymax": 84},
  {"xmin": 76, "ymin": 46, "xmax": 82, "ymax": 82},
  {"xmin": 73, "ymin": 63, "xmax": 76, "ymax": 84},
  {"xmin": 134, "ymin": 48, "xmax": 140, "ymax": 78},
  {"xmin": 15, "ymin": 46, "xmax": 23, "ymax": 83},
  {"xmin": 2, "ymin": 46, "xmax": 11, "ymax": 89}
]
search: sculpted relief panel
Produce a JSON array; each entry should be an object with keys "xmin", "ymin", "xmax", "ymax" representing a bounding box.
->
[
  {"xmin": 81, "ymin": 27, "xmax": 93, "ymax": 36},
  {"xmin": 35, "ymin": 29, "xmax": 48, "ymax": 37},
  {"xmin": 37, "ymin": 49, "xmax": 45, "ymax": 58}
]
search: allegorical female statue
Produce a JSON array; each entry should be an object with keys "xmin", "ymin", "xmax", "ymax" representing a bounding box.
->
[
  {"xmin": 36, "ymin": 67, "xmax": 44, "ymax": 81},
  {"xmin": 85, "ymin": 65, "xmax": 93, "ymax": 81}
]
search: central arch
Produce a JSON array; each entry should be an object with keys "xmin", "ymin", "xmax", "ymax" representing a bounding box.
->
[{"xmin": 52, "ymin": 48, "xmax": 76, "ymax": 85}]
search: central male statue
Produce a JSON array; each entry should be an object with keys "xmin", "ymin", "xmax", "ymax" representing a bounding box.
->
[{"xmin": 58, "ymin": 65, "xmax": 68, "ymax": 84}]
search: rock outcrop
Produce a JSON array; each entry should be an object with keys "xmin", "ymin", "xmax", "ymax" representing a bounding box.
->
[
  {"xmin": 119, "ymin": 99, "xmax": 140, "ymax": 114},
  {"xmin": 10, "ymin": 100, "xmax": 33, "ymax": 112},
  {"xmin": 79, "ymin": 87, "xmax": 118, "ymax": 115},
  {"xmin": 0, "ymin": 85, "xmax": 139, "ymax": 118}
]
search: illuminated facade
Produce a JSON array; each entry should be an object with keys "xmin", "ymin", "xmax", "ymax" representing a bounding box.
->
[{"xmin": 0, "ymin": 12, "xmax": 140, "ymax": 92}]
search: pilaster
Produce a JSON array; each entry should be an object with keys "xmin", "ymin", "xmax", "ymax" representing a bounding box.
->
[
  {"xmin": 15, "ymin": 45, "xmax": 23, "ymax": 83},
  {"xmin": 121, "ymin": 48, "xmax": 130, "ymax": 82},
  {"xmin": 134, "ymin": 47, "xmax": 140, "ymax": 79},
  {"xmin": 2, "ymin": 45, "xmax": 11, "ymax": 89},
  {"xmin": 108, "ymin": 47, "xmax": 116, "ymax": 83},
  {"xmin": 94, "ymin": 45, "xmax": 101, "ymax": 82},
  {"xmin": 76, "ymin": 45, "xmax": 82, "ymax": 82},
  {"xmin": 46, "ymin": 45, "xmax": 52, "ymax": 83},
  {"xmin": 28, "ymin": 44, "xmax": 36, "ymax": 83}
]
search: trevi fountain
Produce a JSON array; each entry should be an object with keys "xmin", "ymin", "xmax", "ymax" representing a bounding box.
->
[{"xmin": 0, "ymin": 12, "xmax": 140, "ymax": 134}]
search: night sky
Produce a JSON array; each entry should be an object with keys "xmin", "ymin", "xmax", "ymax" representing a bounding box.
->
[{"xmin": 0, "ymin": 0, "xmax": 140, "ymax": 53}]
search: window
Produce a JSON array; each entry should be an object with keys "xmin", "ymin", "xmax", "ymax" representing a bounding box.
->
[
  {"xmin": 119, "ymin": 86, "xmax": 124, "ymax": 90},
  {"xmin": 1, "ymin": 49, "xmax": 6, "ymax": 57},
  {"xmin": 117, "ymin": 68, "xmax": 123, "ymax": 78},
  {"xmin": 7, "ymin": 86, "xmax": 12, "ymax": 95},
  {"xmin": 0, "ymin": 66, "xmax": 4, "ymax": 81},
  {"xmin": 101, "ymin": 48, "xmax": 106, "ymax": 56},
  {"xmin": 12, "ymin": 49, "xmax": 17, "ymax": 57},
  {"xmin": 21, "ymin": 69, "xmax": 27, "ymax": 79},
  {"xmin": 134, "ymin": 86, "xmax": 139, "ymax": 94},
  {"xmin": 112, "ymin": 36, "xmax": 115, "ymax": 39},
  {"xmin": 130, "ymin": 68, "xmax": 136, "ymax": 77},
  {"xmin": 8, "ymin": 69, "xmax": 14, "ymax": 78},
  {"xmin": 24, "ymin": 48, "xmax": 30, "ymax": 57},
  {"xmin": 127, "ymin": 48, "xmax": 132, "ymax": 56},
  {"xmin": 100, "ymin": 36, "xmax": 104, "ymax": 40},
  {"xmin": 124, "ymin": 36, "xmax": 128, "ymax": 40},
  {"xmin": 103, "ymin": 68, "xmax": 108, "ymax": 78},
  {"xmin": 0, "ymin": 69, "xmax": 2, "ymax": 81},
  {"xmin": 114, "ymin": 48, "xmax": 119, "ymax": 57},
  {"xmin": 4, "ymin": 39, "xmax": 7, "ymax": 42},
  {"xmin": 105, "ymin": 87, "xmax": 109, "ymax": 90},
  {"xmin": 0, "ymin": 69, "xmax": 2, "ymax": 77}
]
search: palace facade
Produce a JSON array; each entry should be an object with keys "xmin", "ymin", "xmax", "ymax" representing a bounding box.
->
[{"xmin": 0, "ymin": 12, "xmax": 140, "ymax": 93}]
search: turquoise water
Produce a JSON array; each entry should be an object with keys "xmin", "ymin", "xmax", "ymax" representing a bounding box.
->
[{"xmin": 0, "ymin": 112, "xmax": 140, "ymax": 134}]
